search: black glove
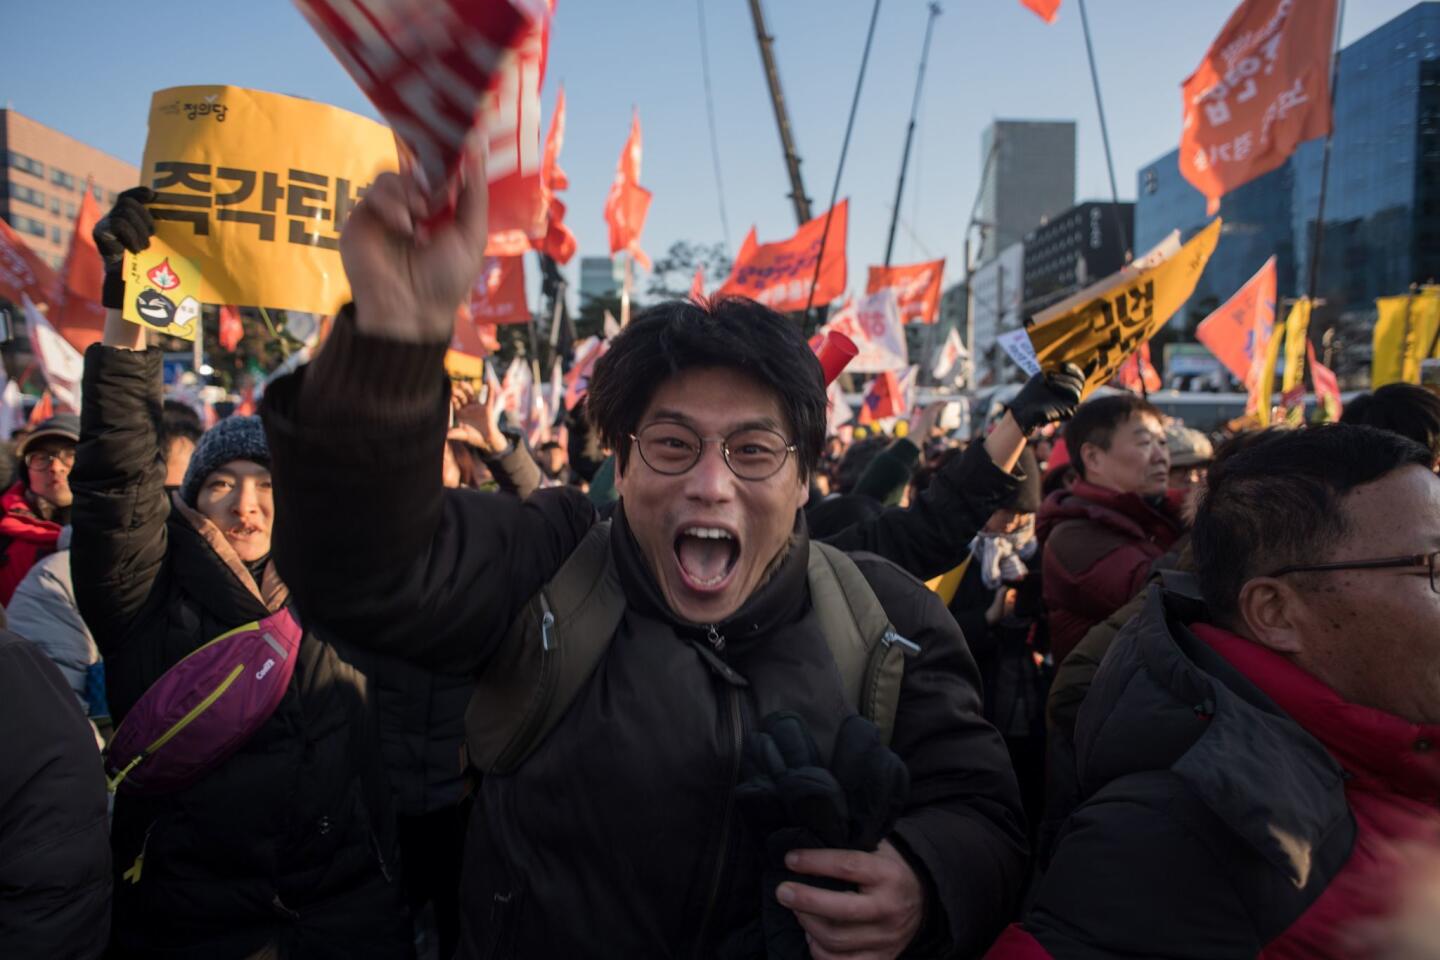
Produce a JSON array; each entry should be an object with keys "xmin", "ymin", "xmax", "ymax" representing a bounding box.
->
[
  {"xmin": 1006, "ymin": 362, "xmax": 1085, "ymax": 434},
  {"xmin": 728, "ymin": 712, "xmax": 910, "ymax": 960},
  {"xmin": 92, "ymin": 187, "xmax": 156, "ymax": 309}
]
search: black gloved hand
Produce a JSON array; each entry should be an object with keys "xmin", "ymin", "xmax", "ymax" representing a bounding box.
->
[
  {"xmin": 729, "ymin": 712, "xmax": 910, "ymax": 960},
  {"xmin": 92, "ymin": 187, "xmax": 156, "ymax": 309},
  {"xmin": 1006, "ymin": 362, "xmax": 1085, "ymax": 434}
]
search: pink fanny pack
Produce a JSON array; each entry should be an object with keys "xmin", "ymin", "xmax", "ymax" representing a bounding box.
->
[{"xmin": 105, "ymin": 609, "xmax": 303, "ymax": 796}]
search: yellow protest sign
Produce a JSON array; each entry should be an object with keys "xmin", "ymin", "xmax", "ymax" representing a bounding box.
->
[
  {"xmin": 1280, "ymin": 298, "xmax": 1311, "ymax": 394},
  {"xmin": 1254, "ymin": 312, "xmax": 1285, "ymax": 428},
  {"xmin": 1026, "ymin": 219, "xmax": 1222, "ymax": 396},
  {"xmin": 1374, "ymin": 294, "xmax": 1411, "ymax": 388},
  {"xmin": 137, "ymin": 85, "xmax": 398, "ymax": 318},
  {"xmin": 120, "ymin": 235, "xmax": 204, "ymax": 339},
  {"xmin": 1404, "ymin": 289, "xmax": 1440, "ymax": 383}
]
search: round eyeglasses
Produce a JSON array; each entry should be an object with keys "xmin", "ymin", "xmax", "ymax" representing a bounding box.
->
[
  {"xmin": 630, "ymin": 422, "xmax": 798, "ymax": 481},
  {"xmin": 25, "ymin": 449, "xmax": 76, "ymax": 469}
]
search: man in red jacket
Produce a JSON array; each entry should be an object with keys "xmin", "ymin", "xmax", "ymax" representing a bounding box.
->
[
  {"xmin": 987, "ymin": 424, "xmax": 1440, "ymax": 959},
  {"xmin": 1038, "ymin": 395, "xmax": 1184, "ymax": 663},
  {"xmin": 0, "ymin": 414, "xmax": 75, "ymax": 604}
]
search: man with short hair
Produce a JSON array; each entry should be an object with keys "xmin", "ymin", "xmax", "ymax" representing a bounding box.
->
[
  {"xmin": 1165, "ymin": 423, "xmax": 1214, "ymax": 491},
  {"xmin": 262, "ymin": 155, "xmax": 1081, "ymax": 957},
  {"xmin": 1342, "ymin": 381, "xmax": 1440, "ymax": 467},
  {"xmin": 987, "ymin": 424, "xmax": 1440, "ymax": 958},
  {"xmin": 0, "ymin": 414, "xmax": 76, "ymax": 604},
  {"xmin": 1038, "ymin": 395, "xmax": 1184, "ymax": 663}
]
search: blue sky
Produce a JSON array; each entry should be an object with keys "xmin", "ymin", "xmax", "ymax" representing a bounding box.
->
[{"xmin": 4, "ymin": 0, "xmax": 1421, "ymax": 307}]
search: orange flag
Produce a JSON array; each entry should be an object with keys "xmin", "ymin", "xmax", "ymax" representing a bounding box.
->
[
  {"xmin": 51, "ymin": 183, "xmax": 106, "ymax": 352},
  {"xmin": 219, "ymin": 305, "xmax": 245, "ymax": 352},
  {"xmin": 534, "ymin": 85, "xmax": 578, "ymax": 265},
  {"xmin": 0, "ymin": 216, "xmax": 60, "ymax": 309},
  {"xmin": 858, "ymin": 370, "xmax": 903, "ymax": 425},
  {"xmin": 1114, "ymin": 341, "xmax": 1162, "ymax": 394},
  {"xmin": 689, "ymin": 265, "xmax": 705, "ymax": 302},
  {"xmin": 1020, "ymin": 0, "xmax": 1060, "ymax": 23},
  {"xmin": 1180, "ymin": 0, "xmax": 1337, "ymax": 213},
  {"xmin": 718, "ymin": 201, "xmax": 848, "ymax": 313},
  {"xmin": 866, "ymin": 259, "xmax": 945, "ymax": 325},
  {"xmin": 469, "ymin": 255, "xmax": 530, "ymax": 326},
  {"xmin": 1195, "ymin": 256, "xmax": 1277, "ymax": 386},
  {"xmin": 604, "ymin": 110, "xmax": 652, "ymax": 269}
]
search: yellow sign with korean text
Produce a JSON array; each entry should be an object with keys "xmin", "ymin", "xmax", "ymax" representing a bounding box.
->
[
  {"xmin": 1025, "ymin": 219, "xmax": 1223, "ymax": 396},
  {"xmin": 120, "ymin": 235, "xmax": 204, "ymax": 339},
  {"xmin": 137, "ymin": 85, "xmax": 398, "ymax": 318}
]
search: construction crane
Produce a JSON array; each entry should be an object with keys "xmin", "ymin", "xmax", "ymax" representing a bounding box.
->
[{"xmin": 747, "ymin": 0, "xmax": 812, "ymax": 226}]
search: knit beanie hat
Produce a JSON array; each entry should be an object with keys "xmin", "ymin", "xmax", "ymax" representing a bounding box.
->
[{"xmin": 180, "ymin": 416, "xmax": 271, "ymax": 506}]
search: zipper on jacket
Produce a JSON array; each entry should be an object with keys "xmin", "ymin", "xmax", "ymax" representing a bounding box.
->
[
  {"xmin": 705, "ymin": 624, "xmax": 725, "ymax": 652},
  {"xmin": 882, "ymin": 629, "xmax": 922, "ymax": 657},
  {"xmin": 693, "ymin": 682, "xmax": 743, "ymax": 957}
]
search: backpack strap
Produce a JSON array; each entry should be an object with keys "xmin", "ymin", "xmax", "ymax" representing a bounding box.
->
[
  {"xmin": 464, "ymin": 520, "xmax": 624, "ymax": 775},
  {"xmin": 807, "ymin": 542, "xmax": 917, "ymax": 747}
]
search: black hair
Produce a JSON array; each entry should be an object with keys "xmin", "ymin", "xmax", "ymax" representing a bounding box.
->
[
  {"xmin": 160, "ymin": 399, "xmax": 204, "ymax": 462},
  {"xmin": 1340, "ymin": 383, "xmax": 1440, "ymax": 462},
  {"xmin": 833, "ymin": 436, "xmax": 890, "ymax": 495},
  {"xmin": 1063, "ymin": 394, "xmax": 1164, "ymax": 479},
  {"xmin": 587, "ymin": 297, "xmax": 826, "ymax": 481},
  {"xmin": 1191, "ymin": 424, "xmax": 1433, "ymax": 625}
]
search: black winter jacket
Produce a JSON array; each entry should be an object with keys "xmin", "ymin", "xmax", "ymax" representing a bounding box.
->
[
  {"xmin": 71, "ymin": 345, "xmax": 409, "ymax": 960},
  {"xmin": 261, "ymin": 314, "xmax": 1029, "ymax": 958},
  {"xmin": 0, "ymin": 631, "xmax": 110, "ymax": 959}
]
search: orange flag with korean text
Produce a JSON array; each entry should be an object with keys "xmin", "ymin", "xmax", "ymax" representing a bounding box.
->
[
  {"xmin": 1195, "ymin": 255, "xmax": 1277, "ymax": 386},
  {"xmin": 604, "ymin": 110, "xmax": 652, "ymax": 269},
  {"xmin": 718, "ymin": 201, "xmax": 848, "ymax": 313},
  {"xmin": 1180, "ymin": 0, "xmax": 1337, "ymax": 213},
  {"xmin": 0, "ymin": 216, "xmax": 59, "ymax": 310},
  {"xmin": 866, "ymin": 259, "xmax": 944, "ymax": 325}
]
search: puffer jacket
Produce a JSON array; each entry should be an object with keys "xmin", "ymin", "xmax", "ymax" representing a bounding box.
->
[
  {"xmin": 261, "ymin": 312, "xmax": 1030, "ymax": 958},
  {"xmin": 0, "ymin": 480, "xmax": 63, "ymax": 604},
  {"xmin": 1036, "ymin": 479, "xmax": 1184, "ymax": 662},
  {"xmin": 986, "ymin": 586, "xmax": 1440, "ymax": 958},
  {"xmin": 71, "ymin": 344, "xmax": 408, "ymax": 960}
]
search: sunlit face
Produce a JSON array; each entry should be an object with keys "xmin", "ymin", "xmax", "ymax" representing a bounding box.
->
[
  {"xmin": 614, "ymin": 367, "xmax": 810, "ymax": 626},
  {"xmin": 1082, "ymin": 412, "xmax": 1170, "ymax": 496},
  {"xmin": 1169, "ymin": 462, "xmax": 1208, "ymax": 492},
  {"xmin": 25, "ymin": 438, "xmax": 74, "ymax": 509},
  {"xmin": 195, "ymin": 459, "xmax": 273, "ymax": 562}
]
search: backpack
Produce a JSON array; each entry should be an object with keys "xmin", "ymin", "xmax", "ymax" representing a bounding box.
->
[
  {"xmin": 104, "ymin": 608, "xmax": 303, "ymax": 796},
  {"xmin": 464, "ymin": 521, "xmax": 919, "ymax": 776}
]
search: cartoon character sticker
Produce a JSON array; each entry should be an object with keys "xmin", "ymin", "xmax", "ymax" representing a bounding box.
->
[{"xmin": 122, "ymin": 239, "xmax": 203, "ymax": 340}]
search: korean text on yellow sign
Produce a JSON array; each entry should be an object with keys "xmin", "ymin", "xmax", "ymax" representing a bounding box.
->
[
  {"xmin": 1024, "ymin": 220, "xmax": 1222, "ymax": 396},
  {"xmin": 136, "ymin": 85, "xmax": 398, "ymax": 317}
]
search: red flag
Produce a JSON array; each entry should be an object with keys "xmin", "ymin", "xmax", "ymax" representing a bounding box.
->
[
  {"xmin": 1180, "ymin": 0, "xmax": 1337, "ymax": 212},
  {"xmin": 857, "ymin": 371, "xmax": 902, "ymax": 425},
  {"xmin": 219, "ymin": 305, "xmax": 245, "ymax": 352},
  {"xmin": 689, "ymin": 266, "xmax": 705, "ymax": 302},
  {"xmin": 604, "ymin": 110, "xmax": 652, "ymax": 269},
  {"xmin": 469, "ymin": 255, "xmax": 530, "ymax": 325},
  {"xmin": 1114, "ymin": 341, "xmax": 1162, "ymax": 394},
  {"xmin": 866, "ymin": 259, "xmax": 945, "ymax": 325},
  {"xmin": 718, "ymin": 201, "xmax": 848, "ymax": 313},
  {"xmin": 1308, "ymin": 341, "xmax": 1342, "ymax": 419},
  {"xmin": 0, "ymin": 217, "xmax": 59, "ymax": 309},
  {"xmin": 1195, "ymin": 256, "xmax": 1277, "ymax": 386},
  {"xmin": 533, "ymin": 85, "xmax": 578, "ymax": 264},
  {"xmin": 28, "ymin": 391, "xmax": 53, "ymax": 427},
  {"xmin": 293, "ymin": 0, "xmax": 551, "ymax": 235},
  {"xmin": 236, "ymin": 384, "xmax": 257, "ymax": 418},
  {"xmin": 50, "ymin": 183, "xmax": 106, "ymax": 352},
  {"xmin": 1020, "ymin": 0, "xmax": 1060, "ymax": 23}
]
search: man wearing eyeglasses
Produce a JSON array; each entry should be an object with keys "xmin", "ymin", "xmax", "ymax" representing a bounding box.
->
[
  {"xmin": 987, "ymin": 424, "xmax": 1440, "ymax": 960},
  {"xmin": 262, "ymin": 156, "xmax": 1083, "ymax": 958},
  {"xmin": 0, "ymin": 414, "xmax": 76, "ymax": 604}
]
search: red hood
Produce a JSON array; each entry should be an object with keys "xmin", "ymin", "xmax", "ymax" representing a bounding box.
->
[
  {"xmin": 1036, "ymin": 479, "xmax": 1183, "ymax": 545},
  {"xmin": 0, "ymin": 481, "xmax": 62, "ymax": 545},
  {"xmin": 1196, "ymin": 622, "xmax": 1440, "ymax": 804}
]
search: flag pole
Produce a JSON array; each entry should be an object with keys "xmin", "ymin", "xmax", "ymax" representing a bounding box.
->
[
  {"xmin": 620, "ymin": 252, "xmax": 633, "ymax": 328},
  {"xmin": 1076, "ymin": 0, "xmax": 1130, "ymax": 260},
  {"xmin": 884, "ymin": 2, "xmax": 941, "ymax": 267},
  {"xmin": 804, "ymin": 0, "xmax": 883, "ymax": 318},
  {"xmin": 1304, "ymin": 0, "xmax": 1347, "ymax": 306}
]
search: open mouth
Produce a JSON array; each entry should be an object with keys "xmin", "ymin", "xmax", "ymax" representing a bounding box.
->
[
  {"xmin": 227, "ymin": 524, "xmax": 264, "ymax": 541},
  {"xmin": 673, "ymin": 525, "xmax": 740, "ymax": 592}
]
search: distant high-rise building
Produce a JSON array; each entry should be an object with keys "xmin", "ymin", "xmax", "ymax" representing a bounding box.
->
[
  {"xmin": 1023, "ymin": 201, "xmax": 1135, "ymax": 316},
  {"xmin": 579, "ymin": 256, "xmax": 623, "ymax": 305},
  {"xmin": 969, "ymin": 241, "xmax": 1024, "ymax": 385},
  {"xmin": 1, "ymin": 109, "xmax": 138, "ymax": 272},
  {"xmin": 979, "ymin": 120, "xmax": 1076, "ymax": 263}
]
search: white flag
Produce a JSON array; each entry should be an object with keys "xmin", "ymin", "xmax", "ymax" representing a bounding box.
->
[
  {"xmin": 500, "ymin": 356, "xmax": 533, "ymax": 423},
  {"xmin": 895, "ymin": 364, "xmax": 920, "ymax": 418},
  {"xmin": 22, "ymin": 295, "xmax": 83, "ymax": 413},
  {"xmin": 826, "ymin": 380, "xmax": 853, "ymax": 435},
  {"xmin": 824, "ymin": 289, "xmax": 907, "ymax": 373},
  {"xmin": 931, "ymin": 327, "xmax": 968, "ymax": 381},
  {"xmin": 603, "ymin": 310, "xmax": 622, "ymax": 339}
]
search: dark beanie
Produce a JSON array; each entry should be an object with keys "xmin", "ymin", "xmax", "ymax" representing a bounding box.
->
[{"xmin": 179, "ymin": 416, "xmax": 271, "ymax": 506}]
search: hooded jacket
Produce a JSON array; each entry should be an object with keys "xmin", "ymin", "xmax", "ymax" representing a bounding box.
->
[
  {"xmin": 1036, "ymin": 479, "xmax": 1184, "ymax": 663},
  {"xmin": 985, "ymin": 586, "xmax": 1440, "ymax": 958},
  {"xmin": 71, "ymin": 345, "xmax": 408, "ymax": 960},
  {"xmin": 0, "ymin": 480, "xmax": 63, "ymax": 605},
  {"xmin": 261, "ymin": 312, "xmax": 1029, "ymax": 959}
]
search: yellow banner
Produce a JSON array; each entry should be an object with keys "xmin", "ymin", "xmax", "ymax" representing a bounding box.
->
[
  {"xmin": 134, "ymin": 85, "xmax": 398, "ymax": 322},
  {"xmin": 1254, "ymin": 312, "xmax": 1285, "ymax": 428},
  {"xmin": 1026, "ymin": 219, "xmax": 1222, "ymax": 396},
  {"xmin": 1374, "ymin": 294, "xmax": 1411, "ymax": 388},
  {"xmin": 1404, "ymin": 289, "xmax": 1440, "ymax": 383},
  {"xmin": 1280, "ymin": 298, "xmax": 1311, "ymax": 394}
]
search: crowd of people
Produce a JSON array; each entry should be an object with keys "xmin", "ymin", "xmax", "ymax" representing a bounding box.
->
[{"xmin": 4, "ymin": 155, "xmax": 1440, "ymax": 960}]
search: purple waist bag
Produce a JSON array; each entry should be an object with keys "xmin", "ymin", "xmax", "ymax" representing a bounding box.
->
[{"xmin": 105, "ymin": 608, "xmax": 303, "ymax": 796}]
